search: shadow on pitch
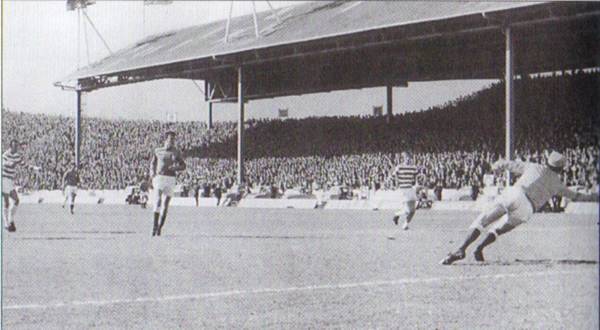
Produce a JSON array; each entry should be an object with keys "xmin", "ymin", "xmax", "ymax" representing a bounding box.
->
[
  {"xmin": 458, "ymin": 259, "xmax": 598, "ymax": 266},
  {"xmin": 163, "ymin": 234, "xmax": 339, "ymax": 240},
  {"xmin": 71, "ymin": 230, "xmax": 137, "ymax": 235},
  {"xmin": 13, "ymin": 231, "xmax": 137, "ymax": 240},
  {"xmin": 17, "ymin": 236, "xmax": 92, "ymax": 241}
]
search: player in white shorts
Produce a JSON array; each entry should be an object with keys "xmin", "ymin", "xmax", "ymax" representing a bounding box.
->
[
  {"xmin": 150, "ymin": 131, "xmax": 186, "ymax": 236},
  {"xmin": 2, "ymin": 139, "xmax": 41, "ymax": 232},
  {"xmin": 388, "ymin": 152, "xmax": 419, "ymax": 231},
  {"xmin": 62, "ymin": 163, "xmax": 79, "ymax": 214},
  {"xmin": 441, "ymin": 151, "xmax": 598, "ymax": 265}
]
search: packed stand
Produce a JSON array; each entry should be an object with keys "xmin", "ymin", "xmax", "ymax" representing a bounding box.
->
[
  {"xmin": 2, "ymin": 71, "xmax": 598, "ymax": 192},
  {"xmin": 1, "ymin": 110, "xmax": 236, "ymax": 190},
  {"xmin": 193, "ymin": 71, "xmax": 599, "ymax": 190}
]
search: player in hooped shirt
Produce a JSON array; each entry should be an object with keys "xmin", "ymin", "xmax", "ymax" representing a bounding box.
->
[
  {"xmin": 2, "ymin": 139, "xmax": 40, "ymax": 232},
  {"xmin": 387, "ymin": 152, "xmax": 419, "ymax": 231},
  {"xmin": 150, "ymin": 131, "xmax": 186, "ymax": 236}
]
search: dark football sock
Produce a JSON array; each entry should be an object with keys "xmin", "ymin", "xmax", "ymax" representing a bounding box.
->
[
  {"xmin": 153, "ymin": 212, "xmax": 160, "ymax": 233},
  {"xmin": 459, "ymin": 228, "xmax": 481, "ymax": 252},
  {"xmin": 475, "ymin": 232, "xmax": 496, "ymax": 252},
  {"xmin": 159, "ymin": 209, "xmax": 168, "ymax": 231}
]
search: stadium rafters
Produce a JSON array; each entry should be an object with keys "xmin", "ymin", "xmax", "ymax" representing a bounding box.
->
[{"xmin": 55, "ymin": 1, "xmax": 600, "ymax": 184}]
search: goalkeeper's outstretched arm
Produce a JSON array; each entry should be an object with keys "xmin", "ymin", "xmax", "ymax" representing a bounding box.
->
[{"xmin": 492, "ymin": 159, "xmax": 528, "ymax": 175}]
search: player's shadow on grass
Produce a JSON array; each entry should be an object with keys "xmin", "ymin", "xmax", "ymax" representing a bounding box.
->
[
  {"xmin": 71, "ymin": 230, "xmax": 136, "ymax": 234},
  {"xmin": 459, "ymin": 259, "xmax": 598, "ymax": 266},
  {"xmin": 18, "ymin": 237, "xmax": 90, "ymax": 241},
  {"xmin": 14, "ymin": 231, "xmax": 137, "ymax": 240},
  {"xmin": 173, "ymin": 234, "xmax": 338, "ymax": 240}
]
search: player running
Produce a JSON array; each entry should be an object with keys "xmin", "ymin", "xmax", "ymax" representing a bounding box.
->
[
  {"xmin": 441, "ymin": 151, "xmax": 598, "ymax": 265},
  {"xmin": 389, "ymin": 152, "xmax": 419, "ymax": 231},
  {"xmin": 150, "ymin": 131, "xmax": 186, "ymax": 237},
  {"xmin": 62, "ymin": 163, "xmax": 79, "ymax": 214},
  {"xmin": 2, "ymin": 140, "xmax": 40, "ymax": 232}
]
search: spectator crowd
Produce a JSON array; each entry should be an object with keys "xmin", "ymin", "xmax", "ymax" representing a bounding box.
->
[
  {"xmin": 1, "ymin": 111, "xmax": 236, "ymax": 190},
  {"xmin": 2, "ymin": 71, "xmax": 598, "ymax": 193}
]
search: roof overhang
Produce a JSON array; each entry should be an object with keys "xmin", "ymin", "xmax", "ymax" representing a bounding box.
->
[{"xmin": 54, "ymin": 1, "xmax": 600, "ymax": 103}]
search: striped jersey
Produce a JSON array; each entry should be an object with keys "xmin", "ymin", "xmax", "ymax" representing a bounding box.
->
[
  {"xmin": 2, "ymin": 150, "xmax": 23, "ymax": 180},
  {"xmin": 395, "ymin": 165, "xmax": 418, "ymax": 188}
]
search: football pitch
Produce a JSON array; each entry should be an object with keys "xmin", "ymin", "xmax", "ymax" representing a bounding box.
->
[{"xmin": 2, "ymin": 204, "xmax": 598, "ymax": 329}]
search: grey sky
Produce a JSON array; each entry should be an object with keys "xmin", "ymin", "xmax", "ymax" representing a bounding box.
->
[{"xmin": 2, "ymin": 1, "xmax": 495, "ymax": 122}]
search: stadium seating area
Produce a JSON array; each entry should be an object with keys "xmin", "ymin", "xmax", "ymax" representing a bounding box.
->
[
  {"xmin": 1, "ymin": 111, "xmax": 236, "ymax": 190},
  {"xmin": 2, "ymin": 71, "xmax": 598, "ymax": 192}
]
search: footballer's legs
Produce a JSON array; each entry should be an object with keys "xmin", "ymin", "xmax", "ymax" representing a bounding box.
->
[
  {"xmin": 157, "ymin": 196, "xmax": 171, "ymax": 236},
  {"xmin": 474, "ymin": 218, "xmax": 519, "ymax": 262},
  {"xmin": 7, "ymin": 190, "xmax": 19, "ymax": 232},
  {"xmin": 70, "ymin": 192, "xmax": 76, "ymax": 214},
  {"xmin": 2, "ymin": 193, "xmax": 9, "ymax": 229},
  {"xmin": 62, "ymin": 191, "xmax": 68, "ymax": 208},
  {"xmin": 392, "ymin": 201, "xmax": 416, "ymax": 230},
  {"xmin": 461, "ymin": 204, "xmax": 506, "ymax": 251},
  {"xmin": 392, "ymin": 215, "xmax": 400, "ymax": 225},
  {"xmin": 152, "ymin": 191, "xmax": 163, "ymax": 236},
  {"xmin": 392, "ymin": 203, "xmax": 406, "ymax": 226},
  {"xmin": 403, "ymin": 201, "xmax": 417, "ymax": 230},
  {"xmin": 441, "ymin": 203, "xmax": 506, "ymax": 265}
]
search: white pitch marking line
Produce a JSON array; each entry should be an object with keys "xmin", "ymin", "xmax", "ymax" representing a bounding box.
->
[{"xmin": 3, "ymin": 269, "xmax": 594, "ymax": 311}]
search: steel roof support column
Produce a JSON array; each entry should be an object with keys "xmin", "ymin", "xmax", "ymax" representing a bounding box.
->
[
  {"xmin": 75, "ymin": 90, "xmax": 82, "ymax": 169},
  {"xmin": 386, "ymin": 85, "xmax": 393, "ymax": 124},
  {"xmin": 237, "ymin": 66, "xmax": 245, "ymax": 185},
  {"xmin": 504, "ymin": 25, "xmax": 515, "ymax": 186},
  {"xmin": 208, "ymin": 102, "xmax": 213, "ymax": 129},
  {"xmin": 224, "ymin": 1, "xmax": 234, "ymax": 43},
  {"xmin": 251, "ymin": 1, "xmax": 260, "ymax": 38}
]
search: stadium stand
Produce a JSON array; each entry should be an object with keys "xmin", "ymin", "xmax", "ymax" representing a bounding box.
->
[{"xmin": 2, "ymin": 71, "xmax": 599, "ymax": 194}]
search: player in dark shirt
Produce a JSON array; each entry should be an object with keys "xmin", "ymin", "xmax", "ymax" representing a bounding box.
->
[
  {"xmin": 62, "ymin": 164, "xmax": 80, "ymax": 214},
  {"xmin": 213, "ymin": 184, "xmax": 222, "ymax": 206},
  {"xmin": 150, "ymin": 131, "xmax": 186, "ymax": 236},
  {"xmin": 202, "ymin": 183, "xmax": 211, "ymax": 198},
  {"xmin": 193, "ymin": 181, "xmax": 201, "ymax": 207}
]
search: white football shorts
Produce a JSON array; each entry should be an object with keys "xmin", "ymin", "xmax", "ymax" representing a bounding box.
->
[
  {"xmin": 2, "ymin": 178, "xmax": 15, "ymax": 194},
  {"xmin": 395, "ymin": 187, "xmax": 417, "ymax": 216},
  {"xmin": 152, "ymin": 175, "xmax": 176, "ymax": 198},
  {"xmin": 65, "ymin": 185, "xmax": 78, "ymax": 196},
  {"xmin": 471, "ymin": 186, "xmax": 534, "ymax": 231}
]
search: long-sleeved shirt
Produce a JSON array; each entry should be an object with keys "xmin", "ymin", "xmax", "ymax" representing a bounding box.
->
[{"xmin": 493, "ymin": 160, "xmax": 596, "ymax": 211}]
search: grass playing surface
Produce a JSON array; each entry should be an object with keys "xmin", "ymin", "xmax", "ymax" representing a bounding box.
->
[{"xmin": 2, "ymin": 204, "xmax": 598, "ymax": 329}]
